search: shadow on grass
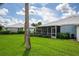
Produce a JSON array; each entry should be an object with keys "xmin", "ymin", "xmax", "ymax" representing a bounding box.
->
[{"xmin": 23, "ymin": 48, "xmax": 31, "ymax": 56}]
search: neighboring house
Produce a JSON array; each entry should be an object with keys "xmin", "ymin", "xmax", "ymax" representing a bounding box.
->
[
  {"xmin": 5, "ymin": 23, "xmax": 24, "ymax": 32},
  {"xmin": 35, "ymin": 15, "xmax": 79, "ymax": 41},
  {"xmin": 0, "ymin": 21, "xmax": 35, "ymax": 33}
]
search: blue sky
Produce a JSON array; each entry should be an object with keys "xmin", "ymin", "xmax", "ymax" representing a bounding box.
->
[
  {"xmin": 0, "ymin": 3, "xmax": 79, "ymax": 26},
  {"xmin": 29, "ymin": 3, "xmax": 79, "ymax": 25},
  {"xmin": 0, "ymin": 3, "xmax": 25, "ymax": 26}
]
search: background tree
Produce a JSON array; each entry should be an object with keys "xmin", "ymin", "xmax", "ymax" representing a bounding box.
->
[
  {"xmin": 31, "ymin": 23, "xmax": 37, "ymax": 27},
  {"xmin": 37, "ymin": 22, "xmax": 42, "ymax": 26},
  {"xmin": 0, "ymin": 26, "xmax": 2, "ymax": 31},
  {"xmin": 31, "ymin": 22, "xmax": 42, "ymax": 27}
]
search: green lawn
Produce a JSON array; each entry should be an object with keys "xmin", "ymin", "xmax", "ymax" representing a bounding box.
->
[{"xmin": 0, "ymin": 34, "xmax": 79, "ymax": 56}]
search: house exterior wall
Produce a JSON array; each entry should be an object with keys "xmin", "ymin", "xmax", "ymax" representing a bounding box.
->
[
  {"xmin": 7, "ymin": 28, "xmax": 18, "ymax": 32},
  {"xmin": 60, "ymin": 25, "xmax": 76, "ymax": 34},
  {"xmin": 6, "ymin": 27, "xmax": 24, "ymax": 32},
  {"xmin": 77, "ymin": 25, "xmax": 79, "ymax": 41},
  {"xmin": 36, "ymin": 25, "xmax": 77, "ymax": 39}
]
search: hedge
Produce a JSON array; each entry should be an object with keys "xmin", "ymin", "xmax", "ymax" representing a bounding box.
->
[
  {"xmin": 57, "ymin": 33, "xmax": 70, "ymax": 39},
  {"xmin": 0, "ymin": 31, "xmax": 25, "ymax": 34}
]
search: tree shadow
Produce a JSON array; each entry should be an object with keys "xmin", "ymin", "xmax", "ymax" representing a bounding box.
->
[{"xmin": 23, "ymin": 48, "xmax": 31, "ymax": 56}]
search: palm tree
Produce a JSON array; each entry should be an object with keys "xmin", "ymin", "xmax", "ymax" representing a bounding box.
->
[
  {"xmin": 25, "ymin": 3, "xmax": 31, "ymax": 49},
  {"xmin": 31, "ymin": 23, "xmax": 37, "ymax": 27},
  {"xmin": 37, "ymin": 22, "xmax": 42, "ymax": 26},
  {"xmin": 31, "ymin": 22, "xmax": 42, "ymax": 27}
]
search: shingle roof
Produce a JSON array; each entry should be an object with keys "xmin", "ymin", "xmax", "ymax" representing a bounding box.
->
[{"xmin": 38, "ymin": 15, "xmax": 79, "ymax": 27}]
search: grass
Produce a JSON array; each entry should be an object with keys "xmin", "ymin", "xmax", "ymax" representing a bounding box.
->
[{"xmin": 0, "ymin": 34, "xmax": 79, "ymax": 56}]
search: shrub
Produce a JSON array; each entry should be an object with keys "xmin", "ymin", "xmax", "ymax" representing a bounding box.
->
[
  {"xmin": 0, "ymin": 31, "xmax": 25, "ymax": 34},
  {"xmin": 0, "ymin": 31, "xmax": 10, "ymax": 34},
  {"xmin": 17, "ymin": 31, "xmax": 25, "ymax": 34},
  {"xmin": 9, "ymin": 32, "xmax": 17, "ymax": 34},
  {"xmin": 0, "ymin": 26, "xmax": 2, "ymax": 31},
  {"xmin": 57, "ymin": 33, "xmax": 70, "ymax": 39}
]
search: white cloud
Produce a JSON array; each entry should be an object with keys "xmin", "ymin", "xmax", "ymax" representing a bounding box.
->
[
  {"xmin": 0, "ymin": 16, "xmax": 11, "ymax": 26},
  {"xmin": 77, "ymin": 11, "xmax": 79, "ymax": 15},
  {"xmin": 22, "ymin": 8, "xmax": 25, "ymax": 11},
  {"xmin": 29, "ymin": 3, "xmax": 79, "ymax": 26},
  {"xmin": 56, "ymin": 3, "xmax": 70, "ymax": 13},
  {"xmin": 0, "ymin": 16, "xmax": 24, "ymax": 27},
  {"xmin": 29, "ymin": 6, "xmax": 40, "ymax": 15},
  {"xmin": 16, "ymin": 8, "xmax": 25, "ymax": 16},
  {"xmin": 56, "ymin": 3, "xmax": 78, "ymax": 18},
  {"xmin": 39, "ymin": 7, "xmax": 58, "ymax": 22},
  {"xmin": 0, "ymin": 8, "xmax": 8, "ymax": 16},
  {"xmin": 29, "ymin": 5, "xmax": 58, "ymax": 26},
  {"xmin": 29, "ymin": 18, "xmax": 42, "ymax": 26},
  {"xmin": 30, "ymin": 18, "xmax": 42, "ymax": 24},
  {"xmin": 0, "ymin": 8, "xmax": 24, "ymax": 27},
  {"xmin": 8, "ymin": 18, "xmax": 24, "ymax": 25}
]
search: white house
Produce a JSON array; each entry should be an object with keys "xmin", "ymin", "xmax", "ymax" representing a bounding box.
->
[
  {"xmin": 5, "ymin": 23, "xmax": 24, "ymax": 32},
  {"xmin": 36, "ymin": 15, "xmax": 79, "ymax": 41}
]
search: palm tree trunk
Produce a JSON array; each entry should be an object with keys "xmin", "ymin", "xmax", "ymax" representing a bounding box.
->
[{"xmin": 25, "ymin": 3, "xmax": 31, "ymax": 49}]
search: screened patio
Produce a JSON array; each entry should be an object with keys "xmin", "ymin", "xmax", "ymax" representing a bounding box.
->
[{"xmin": 35, "ymin": 26, "xmax": 60, "ymax": 38}]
